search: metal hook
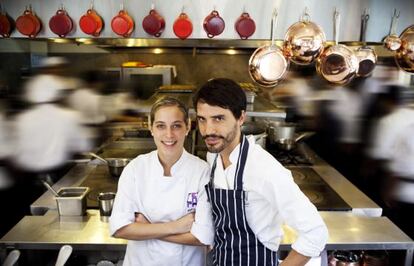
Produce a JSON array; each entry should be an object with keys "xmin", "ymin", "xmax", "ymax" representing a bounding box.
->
[
  {"xmin": 362, "ymin": 8, "xmax": 370, "ymax": 20},
  {"xmin": 151, "ymin": 3, "xmax": 155, "ymax": 10},
  {"xmin": 90, "ymin": 0, "xmax": 94, "ymax": 10},
  {"xmin": 181, "ymin": 5, "xmax": 184, "ymax": 14},
  {"xmin": 301, "ymin": 7, "xmax": 310, "ymax": 22},
  {"xmin": 392, "ymin": 8, "xmax": 400, "ymax": 19}
]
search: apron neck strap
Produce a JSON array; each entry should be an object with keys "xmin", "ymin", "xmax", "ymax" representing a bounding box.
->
[{"xmin": 210, "ymin": 134, "xmax": 249, "ymax": 191}]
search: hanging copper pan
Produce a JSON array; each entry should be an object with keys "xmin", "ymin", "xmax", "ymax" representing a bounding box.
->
[
  {"xmin": 0, "ymin": 8, "xmax": 14, "ymax": 38},
  {"xmin": 395, "ymin": 25, "xmax": 414, "ymax": 73},
  {"xmin": 142, "ymin": 9, "xmax": 165, "ymax": 37},
  {"xmin": 283, "ymin": 9, "xmax": 326, "ymax": 65},
  {"xmin": 249, "ymin": 9, "xmax": 289, "ymax": 87},
  {"xmin": 49, "ymin": 7, "xmax": 73, "ymax": 38},
  {"xmin": 316, "ymin": 9, "xmax": 359, "ymax": 85},
  {"xmin": 235, "ymin": 12, "xmax": 255, "ymax": 40},
  {"xmin": 384, "ymin": 9, "xmax": 401, "ymax": 51},
  {"xmin": 173, "ymin": 12, "xmax": 192, "ymax": 40},
  {"xmin": 203, "ymin": 10, "xmax": 225, "ymax": 38},
  {"xmin": 355, "ymin": 10, "xmax": 377, "ymax": 77},
  {"xmin": 16, "ymin": 7, "xmax": 41, "ymax": 38},
  {"xmin": 111, "ymin": 7, "xmax": 134, "ymax": 37},
  {"xmin": 80, "ymin": 8, "xmax": 103, "ymax": 36}
]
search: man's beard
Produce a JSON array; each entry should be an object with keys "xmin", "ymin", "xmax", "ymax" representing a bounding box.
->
[{"xmin": 202, "ymin": 124, "xmax": 238, "ymax": 153}]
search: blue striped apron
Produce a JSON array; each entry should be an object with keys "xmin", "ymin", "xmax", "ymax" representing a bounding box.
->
[{"xmin": 205, "ymin": 136, "xmax": 278, "ymax": 266}]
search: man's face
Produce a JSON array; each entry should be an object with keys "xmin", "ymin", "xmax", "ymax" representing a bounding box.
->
[{"xmin": 196, "ymin": 102, "xmax": 245, "ymax": 154}]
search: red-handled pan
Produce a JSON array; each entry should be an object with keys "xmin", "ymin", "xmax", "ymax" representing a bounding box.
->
[
  {"xmin": 173, "ymin": 12, "xmax": 192, "ymax": 40},
  {"xmin": 0, "ymin": 7, "xmax": 14, "ymax": 38},
  {"xmin": 16, "ymin": 7, "xmax": 41, "ymax": 38},
  {"xmin": 203, "ymin": 10, "xmax": 225, "ymax": 38},
  {"xmin": 80, "ymin": 8, "xmax": 103, "ymax": 36},
  {"xmin": 49, "ymin": 7, "xmax": 73, "ymax": 38},
  {"xmin": 142, "ymin": 9, "xmax": 165, "ymax": 37},
  {"xmin": 235, "ymin": 12, "xmax": 255, "ymax": 39},
  {"xmin": 111, "ymin": 7, "xmax": 134, "ymax": 37}
]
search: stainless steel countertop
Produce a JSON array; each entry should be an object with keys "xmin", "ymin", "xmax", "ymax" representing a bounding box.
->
[
  {"xmin": 134, "ymin": 92, "xmax": 286, "ymax": 119},
  {"xmin": 1, "ymin": 210, "xmax": 412, "ymax": 251}
]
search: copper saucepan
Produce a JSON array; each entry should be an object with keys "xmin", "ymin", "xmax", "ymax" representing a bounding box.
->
[
  {"xmin": 355, "ymin": 10, "xmax": 377, "ymax": 77},
  {"xmin": 316, "ymin": 9, "xmax": 359, "ymax": 85},
  {"xmin": 249, "ymin": 9, "xmax": 289, "ymax": 87},
  {"xmin": 383, "ymin": 9, "xmax": 401, "ymax": 51},
  {"xmin": 395, "ymin": 24, "xmax": 414, "ymax": 74},
  {"xmin": 283, "ymin": 8, "xmax": 326, "ymax": 65}
]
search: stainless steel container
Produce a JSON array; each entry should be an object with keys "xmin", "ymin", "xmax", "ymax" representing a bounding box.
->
[{"xmin": 55, "ymin": 187, "xmax": 89, "ymax": 216}]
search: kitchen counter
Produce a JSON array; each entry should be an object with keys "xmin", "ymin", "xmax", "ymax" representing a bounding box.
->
[
  {"xmin": 1, "ymin": 210, "xmax": 412, "ymax": 264},
  {"xmin": 133, "ymin": 92, "xmax": 286, "ymax": 119}
]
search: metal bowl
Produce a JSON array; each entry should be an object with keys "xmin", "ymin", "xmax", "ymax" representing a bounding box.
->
[{"xmin": 106, "ymin": 158, "xmax": 130, "ymax": 177}]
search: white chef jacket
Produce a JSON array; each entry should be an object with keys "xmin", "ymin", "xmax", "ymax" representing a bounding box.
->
[
  {"xmin": 11, "ymin": 104, "xmax": 92, "ymax": 171},
  {"xmin": 67, "ymin": 88, "xmax": 106, "ymax": 125},
  {"xmin": 109, "ymin": 150, "xmax": 214, "ymax": 266},
  {"xmin": 369, "ymin": 107, "xmax": 414, "ymax": 203},
  {"xmin": 205, "ymin": 136, "xmax": 328, "ymax": 257}
]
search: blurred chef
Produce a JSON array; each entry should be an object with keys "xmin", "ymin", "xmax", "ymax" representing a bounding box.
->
[
  {"xmin": 10, "ymin": 73, "xmax": 92, "ymax": 182},
  {"xmin": 110, "ymin": 97, "xmax": 214, "ymax": 266}
]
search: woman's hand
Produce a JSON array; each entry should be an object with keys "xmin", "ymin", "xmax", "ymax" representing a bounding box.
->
[
  {"xmin": 173, "ymin": 212, "xmax": 195, "ymax": 234},
  {"xmin": 135, "ymin": 212, "xmax": 150, "ymax": 224}
]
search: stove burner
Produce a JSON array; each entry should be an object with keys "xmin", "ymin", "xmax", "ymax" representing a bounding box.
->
[
  {"xmin": 291, "ymin": 170, "xmax": 306, "ymax": 183},
  {"xmin": 301, "ymin": 189, "xmax": 324, "ymax": 204},
  {"xmin": 269, "ymin": 149, "xmax": 312, "ymax": 166}
]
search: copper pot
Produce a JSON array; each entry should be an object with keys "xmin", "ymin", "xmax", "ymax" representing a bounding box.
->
[
  {"xmin": 316, "ymin": 9, "xmax": 359, "ymax": 85},
  {"xmin": 283, "ymin": 9, "xmax": 326, "ymax": 65},
  {"xmin": 395, "ymin": 25, "xmax": 414, "ymax": 73},
  {"xmin": 142, "ymin": 9, "xmax": 165, "ymax": 37},
  {"xmin": 111, "ymin": 6, "xmax": 134, "ymax": 37},
  {"xmin": 0, "ymin": 5, "xmax": 14, "ymax": 38},
  {"xmin": 383, "ymin": 10, "xmax": 401, "ymax": 51},
  {"xmin": 16, "ymin": 6, "xmax": 42, "ymax": 38},
  {"xmin": 49, "ymin": 7, "xmax": 73, "ymax": 38},
  {"xmin": 203, "ymin": 10, "xmax": 225, "ymax": 38},
  {"xmin": 355, "ymin": 11, "xmax": 377, "ymax": 77},
  {"xmin": 249, "ymin": 9, "xmax": 289, "ymax": 87},
  {"xmin": 235, "ymin": 12, "xmax": 256, "ymax": 40},
  {"xmin": 173, "ymin": 12, "xmax": 192, "ymax": 40},
  {"xmin": 79, "ymin": 7, "xmax": 103, "ymax": 37}
]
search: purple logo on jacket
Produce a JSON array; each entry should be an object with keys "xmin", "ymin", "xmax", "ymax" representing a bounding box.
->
[{"xmin": 186, "ymin": 192, "xmax": 198, "ymax": 211}]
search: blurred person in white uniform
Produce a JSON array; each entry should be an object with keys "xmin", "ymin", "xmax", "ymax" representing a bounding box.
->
[
  {"xmin": 368, "ymin": 85, "xmax": 414, "ymax": 239},
  {"xmin": 11, "ymin": 73, "xmax": 92, "ymax": 181},
  {"xmin": 193, "ymin": 79, "xmax": 328, "ymax": 266},
  {"xmin": 110, "ymin": 97, "xmax": 214, "ymax": 266}
]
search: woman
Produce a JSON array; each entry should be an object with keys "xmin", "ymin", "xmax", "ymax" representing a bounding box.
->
[{"xmin": 110, "ymin": 97, "xmax": 214, "ymax": 266}]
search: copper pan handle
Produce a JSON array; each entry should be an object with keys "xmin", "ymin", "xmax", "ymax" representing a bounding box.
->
[
  {"xmin": 333, "ymin": 8, "xmax": 340, "ymax": 45},
  {"xmin": 270, "ymin": 8, "xmax": 278, "ymax": 46}
]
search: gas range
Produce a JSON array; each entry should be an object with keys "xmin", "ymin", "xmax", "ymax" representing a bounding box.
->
[{"xmin": 268, "ymin": 148, "xmax": 351, "ymax": 211}]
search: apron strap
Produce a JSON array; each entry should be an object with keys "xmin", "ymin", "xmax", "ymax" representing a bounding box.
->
[{"xmin": 209, "ymin": 135, "xmax": 249, "ymax": 191}]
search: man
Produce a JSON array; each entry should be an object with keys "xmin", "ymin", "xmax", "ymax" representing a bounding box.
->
[{"xmin": 193, "ymin": 78, "xmax": 328, "ymax": 265}]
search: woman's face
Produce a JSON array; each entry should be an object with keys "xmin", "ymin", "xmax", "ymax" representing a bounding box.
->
[{"xmin": 150, "ymin": 105, "xmax": 190, "ymax": 159}]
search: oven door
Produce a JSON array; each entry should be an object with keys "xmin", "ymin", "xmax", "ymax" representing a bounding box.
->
[{"xmin": 123, "ymin": 67, "xmax": 173, "ymax": 99}]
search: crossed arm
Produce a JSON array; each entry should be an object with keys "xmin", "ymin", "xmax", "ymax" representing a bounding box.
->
[{"xmin": 113, "ymin": 212, "xmax": 204, "ymax": 246}]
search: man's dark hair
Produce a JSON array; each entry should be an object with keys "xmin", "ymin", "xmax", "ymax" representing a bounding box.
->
[{"xmin": 193, "ymin": 78, "xmax": 246, "ymax": 119}]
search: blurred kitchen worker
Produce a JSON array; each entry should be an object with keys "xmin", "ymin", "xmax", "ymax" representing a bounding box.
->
[
  {"xmin": 10, "ymin": 73, "xmax": 92, "ymax": 182},
  {"xmin": 67, "ymin": 70, "xmax": 108, "ymax": 146},
  {"xmin": 110, "ymin": 97, "xmax": 214, "ymax": 266},
  {"xmin": 193, "ymin": 78, "xmax": 328, "ymax": 266},
  {"xmin": 368, "ymin": 85, "xmax": 414, "ymax": 239}
]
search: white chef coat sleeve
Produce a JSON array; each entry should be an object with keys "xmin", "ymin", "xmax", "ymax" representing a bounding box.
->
[
  {"xmin": 369, "ymin": 117, "xmax": 394, "ymax": 160},
  {"xmin": 190, "ymin": 164, "xmax": 215, "ymax": 245},
  {"xmin": 264, "ymin": 168, "xmax": 328, "ymax": 257},
  {"xmin": 109, "ymin": 161, "xmax": 139, "ymax": 236}
]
